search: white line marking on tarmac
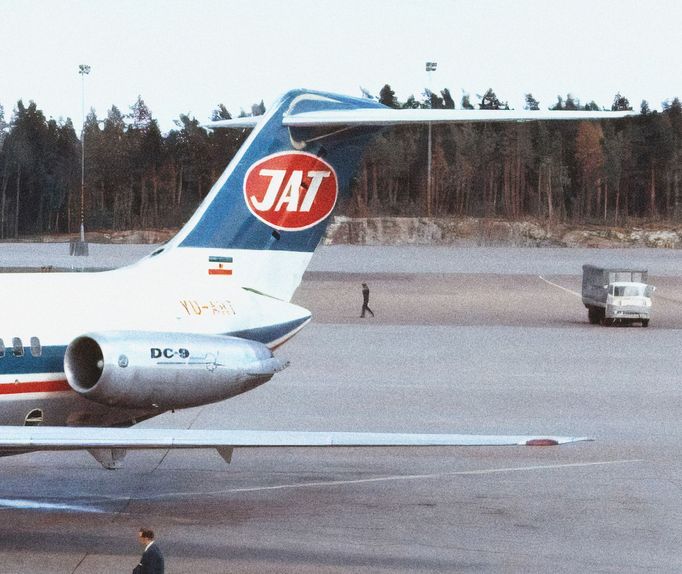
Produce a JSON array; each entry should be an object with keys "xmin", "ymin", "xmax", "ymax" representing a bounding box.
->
[
  {"xmin": 0, "ymin": 498, "xmax": 104, "ymax": 513},
  {"xmin": 538, "ymin": 275, "xmax": 582, "ymax": 297},
  {"xmin": 123, "ymin": 459, "xmax": 644, "ymax": 501},
  {"xmin": 0, "ymin": 460, "xmax": 643, "ymax": 512}
]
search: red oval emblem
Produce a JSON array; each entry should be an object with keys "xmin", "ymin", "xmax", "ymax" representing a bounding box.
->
[{"xmin": 243, "ymin": 151, "xmax": 338, "ymax": 231}]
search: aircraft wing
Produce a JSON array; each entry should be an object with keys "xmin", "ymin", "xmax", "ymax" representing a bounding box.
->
[
  {"xmin": 205, "ymin": 108, "xmax": 636, "ymax": 129},
  {"xmin": 0, "ymin": 427, "xmax": 591, "ymax": 468},
  {"xmin": 0, "ymin": 426, "xmax": 590, "ymax": 450}
]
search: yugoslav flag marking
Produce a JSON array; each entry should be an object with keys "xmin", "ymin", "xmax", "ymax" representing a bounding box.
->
[{"xmin": 208, "ymin": 255, "xmax": 233, "ymax": 276}]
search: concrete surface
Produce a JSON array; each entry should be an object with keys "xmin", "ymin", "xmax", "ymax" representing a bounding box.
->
[{"xmin": 0, "ymin": 245, "xmax": 679, "ymax": 572}]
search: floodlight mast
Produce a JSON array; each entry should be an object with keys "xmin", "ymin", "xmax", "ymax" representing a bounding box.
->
[
  {"xmin": 78, "ymin": 64, "xmax": 91, "ymax": 245},
  {"xmin": 425, "ymin": 61, "xmax": 437, "ymax": 216}
]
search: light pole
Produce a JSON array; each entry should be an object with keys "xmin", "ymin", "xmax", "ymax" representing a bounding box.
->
[
  {"xmin": 425, "ymin": 62, "xmax": 437, "ymax": 216},
  {"xmin": 75, "ymin": 64, "xmax": 91, "ymax": 256}
]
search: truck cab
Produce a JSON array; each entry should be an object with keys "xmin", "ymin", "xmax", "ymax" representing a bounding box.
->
[{"xmin": 605, "ymin": 282, "xmax": 653, "ymax": 326}]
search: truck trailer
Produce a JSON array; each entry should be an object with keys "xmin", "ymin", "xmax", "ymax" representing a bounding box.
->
[{"xmin": 581, "ymin": 264, "xmax": 654, "ymax": 327}]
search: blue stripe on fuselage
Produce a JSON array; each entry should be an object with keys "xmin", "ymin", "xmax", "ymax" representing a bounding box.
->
[
  {"xmin": 0, "ymin": 345, "xmax": 66, "ymax": 376},
  {"xmin": 0, "ymin": 318, "xmax": 307, "ymax": 378},
  {"xmin": 225, "ymin": 316, "xmax": 309, "ymax": 346}
]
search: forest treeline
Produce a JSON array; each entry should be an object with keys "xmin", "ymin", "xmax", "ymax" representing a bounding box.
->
[{"xmin": 0, "ymin": 85, "xmax": 681, "ymax": 238}]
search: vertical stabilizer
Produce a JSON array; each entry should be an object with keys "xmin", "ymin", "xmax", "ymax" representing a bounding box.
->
[{"xmin": 141, "ymin": 90, "xmax": 385, "ymax": 300}]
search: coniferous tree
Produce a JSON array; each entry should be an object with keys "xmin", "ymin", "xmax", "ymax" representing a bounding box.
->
[
  {"xmin": 461, "ymin": 93, "xmax": 474, "ymax": 110},
  {"xmin": 479, "ymin": 89, "xmax": 506, "ymax": 110},
  {"xmin": 251, "ymin": 100, "xmax": 266, "ymax": 116},
  {"xmin": 0, "ymin": 105, "xmax": 7, "ymax": 150},
  {"xmin": 379, "ymin": 85, "xmax": 399, "ymax": 109},
  {"xmin": 401, "ymin": 95, "xmax": 421, "ymax": 109},
  {"xmin": 441, "ymin": 89, "xmax": 455, "ymax": 109},
  {"xmin": 575, "ymin": 121, "xmax": 605, "ymax": 219},
  {"xmin": 612, "ymin": 93, "xmax": 633, "ymax": 111},
  {"xmin": 524, "ymin": 93, "xmax": 540, "ymax": 111},
  {"xmin": 211, "ymin": 104, "xmax": 232, "ymax": 121}
]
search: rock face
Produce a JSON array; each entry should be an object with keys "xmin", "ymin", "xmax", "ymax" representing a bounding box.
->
[
  {"xmin": 323, "ymin": 217, "xmax": 682, "ymax": 248},
  {"xmin": 14, "ymin": 219, "xmax": 682, "ymax": 248}
]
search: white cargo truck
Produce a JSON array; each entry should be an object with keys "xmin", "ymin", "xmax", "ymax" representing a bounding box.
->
[{"xmin": 582, "ymin": 264, "xmax": 654, "ymax": 327}]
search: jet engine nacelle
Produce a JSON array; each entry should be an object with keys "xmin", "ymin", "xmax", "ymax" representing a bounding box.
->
[{"xmin": 64, "ymin": 331, "xmax": 287, "ymax": 410}]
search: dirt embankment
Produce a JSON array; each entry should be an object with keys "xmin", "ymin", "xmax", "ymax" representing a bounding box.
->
[
  {"xmin": 10, "ymin": 217, "xmax": 682, "ymax": 248},
  {"xmin": 15, "ymin": 229, "xmax": 177, "ymax": 245},
  {"xmin": 324, "ymin": 217, "xmax": 682, "ymax": 248}
]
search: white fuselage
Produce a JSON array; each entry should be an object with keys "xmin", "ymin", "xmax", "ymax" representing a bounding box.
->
[{"xmin": 0, "ymin": 260, "xmax": 310, "ymax": 428}]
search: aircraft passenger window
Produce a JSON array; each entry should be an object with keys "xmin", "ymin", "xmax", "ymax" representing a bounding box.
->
[
  {"xmin": 30, "ymin": 337, "xmax": 41, "ymax": 357},
  {"xmin": 0, "ymin": 339, "xmax": 4, "ymax": 358},
  {"xmin": 12, "ymin": 337, "xmax": 23, "ymax": 357}
]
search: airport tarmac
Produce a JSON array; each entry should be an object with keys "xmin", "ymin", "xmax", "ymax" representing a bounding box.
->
[{"xmin": 0, "ymin": 245, "xmax": 682, "ymax": 572}]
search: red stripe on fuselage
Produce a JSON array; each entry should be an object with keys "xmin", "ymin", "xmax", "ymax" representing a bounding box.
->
[{"xmin": 0, "ymin": 380, "xmax": 71, "ymax": 395}]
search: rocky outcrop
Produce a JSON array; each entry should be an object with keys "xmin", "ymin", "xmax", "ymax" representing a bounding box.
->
[
  {"xmin": 323, "ymin": 217, "xmax": 682, "ymax": 248},
  {"xmin": 19, "ymin": 229, "xmax": 178, "ymax": 244},
  {"xmin": 12, "ymin": 218, "xmax": 682, "ymax": 248}
]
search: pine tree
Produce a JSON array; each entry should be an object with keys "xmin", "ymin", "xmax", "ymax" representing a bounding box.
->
[{"xmin": 379, "ymin": 85, "xmax": 399, "ymax": 109}]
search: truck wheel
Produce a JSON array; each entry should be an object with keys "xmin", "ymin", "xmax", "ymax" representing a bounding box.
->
[
  {"xmin": 642, "ymin": 319, "xmax": 650, "ymax": 328},
  {"xmin": 588, "ymin": 307, "xmax": 599, "ymax": 324}
]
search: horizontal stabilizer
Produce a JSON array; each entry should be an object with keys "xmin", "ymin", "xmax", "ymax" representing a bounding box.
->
[
  {"xmin": 203, "ymin": 116, "xmax": 260, "ymax": 129},
  {"xmin": 0, "ymin": 426, "xmax": 592, "ymax": 450},
  {"xmin": 205, "ymin": 108, "xmax": 636, "ymax": 130},
  {"xmin": 283, "ymin": 108, "xmax": 637, "ymax": 126}
]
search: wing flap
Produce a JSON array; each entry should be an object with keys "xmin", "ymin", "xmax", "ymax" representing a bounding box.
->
[{"xmin": 0, "ymin": 426, "xmax": 591, "ymax": 450}]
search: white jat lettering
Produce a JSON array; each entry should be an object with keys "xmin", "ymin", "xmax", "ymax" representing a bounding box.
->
[
  {"xmin": 251, "ymin": 169, "xmax": 287, "ymax": 211},
  {"xmin": 252, "ymin": 168, "xmax": 332, "ymax": 212},
  {"xmin": 274, "ymin": 170, "xmax": 303, "ymax": 211},
  {"xmin": 300, "ymin": 171, "xmax": 331, "ymax": 212}
]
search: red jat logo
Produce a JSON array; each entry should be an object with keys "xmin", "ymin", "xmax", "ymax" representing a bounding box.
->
[{"xmin": 244, "ymin": 151, "xmax": 338, "ymax": 231}]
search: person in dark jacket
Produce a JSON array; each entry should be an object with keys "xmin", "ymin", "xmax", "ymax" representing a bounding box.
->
[
  {"xmin": 360, "ymin": 282, "xmax": 374, "ymax": 318},
  {"xmin": 133, "ymin": 528, "xmax": 164, "ymax": 574}
]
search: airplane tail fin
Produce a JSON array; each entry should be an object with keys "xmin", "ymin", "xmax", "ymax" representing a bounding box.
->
[{"xmin": 137, "ymin": 89, "xmax": 386, "ymax": 300}]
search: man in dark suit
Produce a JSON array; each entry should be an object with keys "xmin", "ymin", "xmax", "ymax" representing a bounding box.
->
[{"xmin": 133, "ymin": 528, "xmax": 164, "ymax": 574}]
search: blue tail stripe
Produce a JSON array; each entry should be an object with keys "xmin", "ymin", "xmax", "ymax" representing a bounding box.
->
[{"xmin": 179, "ymin": 90, "xmax": 385, "ymax": 253}]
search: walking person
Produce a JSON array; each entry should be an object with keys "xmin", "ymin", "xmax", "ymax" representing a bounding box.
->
[
  {"xmin": 133, "ymin": 528, "xmax": 164, "ymax": 574},
  {"xmin": 360, "ymin": 282, "xmax": 374, "ymax": 318}
]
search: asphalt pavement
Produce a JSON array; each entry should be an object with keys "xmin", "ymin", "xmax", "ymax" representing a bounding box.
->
[{"xmin": 0, "ymin": 244, "xmax": 680, "ymax": 572}]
